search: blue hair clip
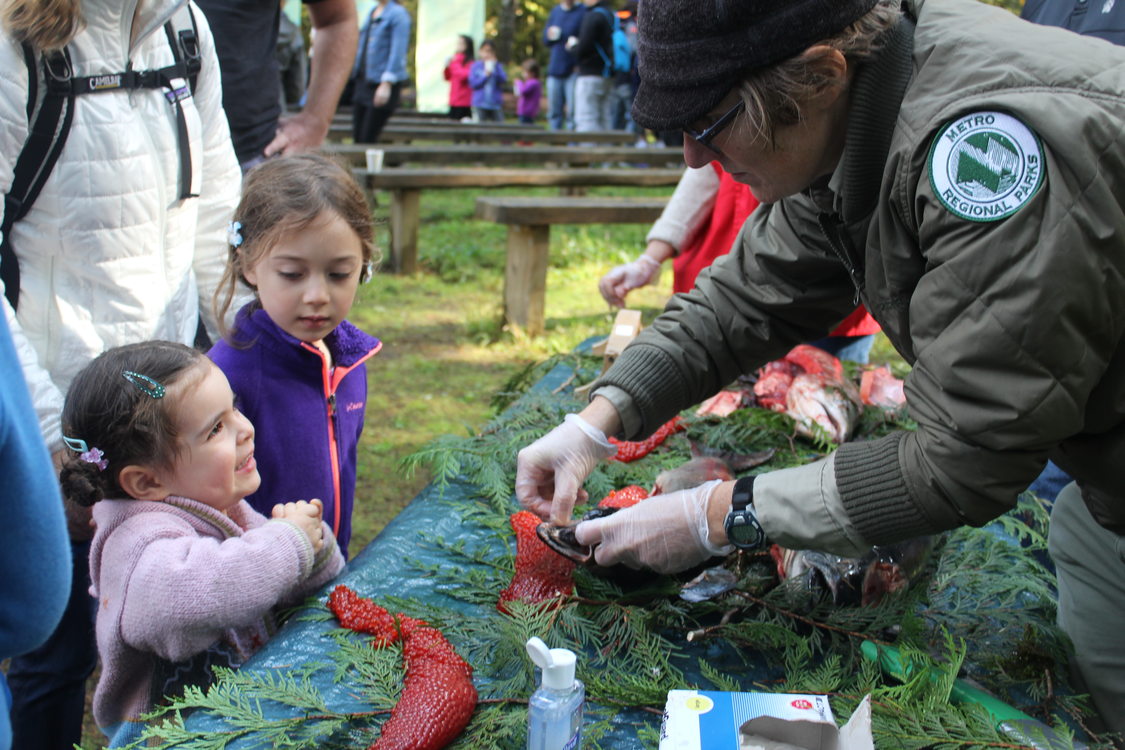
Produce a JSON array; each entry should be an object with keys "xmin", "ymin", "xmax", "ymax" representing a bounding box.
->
[
  {"xmin": 122, "ymin": 370, "xmax": 166, "ymax": 399},
  {"xmin": 227, "ymin": 220, "xmax": 244, "ymax": 248},
  {"xmin": 63, "ymin": 436, "xmax": 89, "ymax": 453}
]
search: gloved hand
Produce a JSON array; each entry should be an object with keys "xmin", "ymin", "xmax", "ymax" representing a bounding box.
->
[
  {"xmin": 574, "ymin": 479, "xmax": 733, "ymax": 574},
  {"xmin": 515, "ymin": 414, "xmax": 618, "ymax": 524},
  {"xmin": 598, "ymin": 254, "xmax": 662, "ymax": 308}
]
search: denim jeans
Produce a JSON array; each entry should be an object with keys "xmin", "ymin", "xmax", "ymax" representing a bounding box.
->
[
  {"xmin": 546, "ymin": 73, "xmax": 577, "ymax": 131},
  {"xmin": 807, "ymin": 334, "xmax": 876, "ymax": 365},
  {"xmin": 7, "ymin": 540, "xmax": 98, "ymax": 750},
  {"xmin": 573, "ymin": 75, "xmax": 611, "ymax": 133}
]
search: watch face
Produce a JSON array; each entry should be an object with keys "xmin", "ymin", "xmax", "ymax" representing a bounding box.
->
[{"xmin": 726, "ymin": 512, "xmax": 764, "ymax": 549}]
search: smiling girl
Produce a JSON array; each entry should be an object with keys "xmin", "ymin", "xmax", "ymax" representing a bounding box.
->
[
  {"xmin": 59, "ymin": 341, "xmax": 343, "ymax": 744},
  {"xmin": 210, "ymin": 153, "xmax": 382, "ymax": 559}
]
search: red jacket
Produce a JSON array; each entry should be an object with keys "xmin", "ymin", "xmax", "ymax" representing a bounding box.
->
[
  {"xmin": 674, "ymin": 163, "xmax": 879, "ymax": 337},
  {"xmin": 444, "ymin": 53, "xmax": 473, "ymax": 108}
]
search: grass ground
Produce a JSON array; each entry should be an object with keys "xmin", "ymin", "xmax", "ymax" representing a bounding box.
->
[{"xmin": 74, "ymin": 182, "xmax": 901, "ymax": 746}]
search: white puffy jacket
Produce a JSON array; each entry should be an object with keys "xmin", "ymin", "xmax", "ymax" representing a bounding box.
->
[{"xmin": 0, "ymin": 0, "xmax": 241, "ymax": 452}]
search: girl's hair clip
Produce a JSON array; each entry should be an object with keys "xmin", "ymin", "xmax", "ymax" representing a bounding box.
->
[
  {"xmin": 227, "ymin": 220, "xmax": 244, "ymax": 248},
  {"xmin": 123, "ymin": 370, "xmax": 166, "ymax": 399},
  {"xmin": 362, "ymin": 259, "xmax": 375, "ymax": 283},
  {"xmin": 63, "ymin": 437, "xmax": 108, "ymax": 471}
]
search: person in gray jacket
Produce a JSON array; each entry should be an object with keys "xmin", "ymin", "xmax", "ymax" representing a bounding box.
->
[{"xmin": 514, "ymin": 0, "xmax": 1125, "ymax": 731}]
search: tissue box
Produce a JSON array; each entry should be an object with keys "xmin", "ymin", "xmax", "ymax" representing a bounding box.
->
[{"xmin": 659, "ymin": 690, "xmax": 873, "ymax": 750}]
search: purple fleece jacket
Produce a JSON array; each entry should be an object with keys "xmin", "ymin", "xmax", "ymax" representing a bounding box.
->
[
  {"xmin": 209, "ymin": 305, "xmax": 381, "ymax": 557},
  {"xmin": 89, "ymin": 496, "xmax": 344, "ymax": 735}
]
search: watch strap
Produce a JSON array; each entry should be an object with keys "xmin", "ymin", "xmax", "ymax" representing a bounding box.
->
[{"xmin": 731, "ymin": 475, "xmax": 756, "ymax": 511}]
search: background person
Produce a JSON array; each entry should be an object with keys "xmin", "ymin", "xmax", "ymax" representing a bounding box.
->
[
  {"xmin": 351, "ymin": 0, "xmax": 412, "ymax": 144},
  {"xmin": 515, "ymin": 58, "xmax": 542, "ymax": 124},
  {"xmin": 468, "ymin": 40, "xmax": 508, "ymax": 122},
  {"xmin": 598, "ymin": 163, "xmax": 879, "ymax": 363},
  {"xmin": 516, "ymin": 0, "xmax": 1125, "ymax": 732},
  {"xmin": 195, "ymin": 0, "xmax": 357, "ymax": 171},
  {"xmin": 0, "ymin": 0, "xmax": 242, "ymax": 746},
  {"xmin": 543, "ymin": 0, "xmax": 586, "ymax": 130},
  {"xmin": 444, "ymin": 34, "xmax": 475, "ymax": 121},
  {"xmin": 569, "ymin": 0, "xmax": 613, "ymax": 133}
]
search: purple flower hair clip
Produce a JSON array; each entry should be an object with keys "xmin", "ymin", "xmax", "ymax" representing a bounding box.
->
[{"xmin": 63, "ymin": 436, "xmax": 108, "ymax": 471}]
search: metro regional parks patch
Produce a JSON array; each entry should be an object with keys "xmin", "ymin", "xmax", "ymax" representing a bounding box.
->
[{"xmin": 928, "ymin": 111, "xmax": 1045, "ymax": 222}]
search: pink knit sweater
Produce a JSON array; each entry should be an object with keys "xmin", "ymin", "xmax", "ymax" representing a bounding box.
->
[{"xmin": 88, "ymin": 496, "xmax": 344, "ymax": 733}]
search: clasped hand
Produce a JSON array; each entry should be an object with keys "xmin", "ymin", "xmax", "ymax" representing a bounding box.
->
[
  {"xmin": 574, "ymin": 479, "xmax": 732, "ymax": 574},
  {"xmin": 272, "ymin": 498, "xmax": 325, "ymax": 552}
]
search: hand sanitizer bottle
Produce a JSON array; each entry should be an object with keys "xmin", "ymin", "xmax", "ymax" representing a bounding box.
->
[{"xmin": 526, "ymin": 636, "xmax": 585, "ymax": 750}]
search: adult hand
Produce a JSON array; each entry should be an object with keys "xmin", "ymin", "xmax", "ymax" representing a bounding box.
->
[
  {"xmin": 515, "ymin": 414, "xmax": 617, "ymax": 524},
  {"xmin": 598, "ymin": 254, "xmax": 662, "ymax": 307},
  {"xmin": 273, "ymin": 499, "xmax": 325, "ymax": 552},
  {"xmin": 575, "ymin": 479, "xmax": 733, "ymax": 574},
  {"xmin": 264, "ymin": 111, "xmax": 330, "ymax": 157},
  {"xmin": 373, "ymin": 81, "xmax": 393, "ymax": 107}
]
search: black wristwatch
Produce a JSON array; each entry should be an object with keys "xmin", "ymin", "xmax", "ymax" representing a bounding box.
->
[{"xmin": 724, "ymin": 476, "xmax": 766, "ymax": 550}]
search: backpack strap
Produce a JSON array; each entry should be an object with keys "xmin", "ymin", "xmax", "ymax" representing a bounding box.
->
[
  {"xmin": 593, "ymin": 6, "xmax": 617, "ymax": 77},
  {"xmin": 2, "ymin": 44, "xmax": 76, "ymax": 310}
]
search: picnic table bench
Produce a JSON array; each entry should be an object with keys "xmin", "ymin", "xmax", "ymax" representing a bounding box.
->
[
  {"xmin": 357, "ymin": 167, "xmax": 679, "ymax": 277},
  {"xmin": 323, "ymin": 142, "xmax": 683, "ymax": 168},
  {"xmin": 330, "ymin": 122, "xmax": 638, "ymax": 145},
  {"xmin": 475, "ymin": 195, "xmax": 668, "ymax": 336}
]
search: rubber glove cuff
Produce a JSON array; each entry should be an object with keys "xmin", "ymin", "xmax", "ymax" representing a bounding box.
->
[{"xmin": 564, "ymin": 413, "xmax": 617, "ymax": 456}]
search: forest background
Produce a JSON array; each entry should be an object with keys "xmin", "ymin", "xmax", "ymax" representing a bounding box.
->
[{"xmin": 368, "ymin": 0, "xmax": 1022, "ymax": 83}]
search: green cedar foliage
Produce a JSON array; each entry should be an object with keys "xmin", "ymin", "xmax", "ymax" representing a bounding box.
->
[{"xmin": 127, "ymin": 354, "xmax": 1108, "ymax": 749}]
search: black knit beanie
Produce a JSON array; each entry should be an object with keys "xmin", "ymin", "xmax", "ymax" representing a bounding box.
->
[{"xmin": 632, "ymin": 0, "xmax": 880, "ymax": 132}]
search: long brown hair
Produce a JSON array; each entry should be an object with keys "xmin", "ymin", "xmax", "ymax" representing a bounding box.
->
[
  {"xmin": 1, "ymin": 0, "xmax": 84, "ymax": 51},
  {"xmin": 213, "ymin": 153, "xmax": 379, "ymax": 336}
]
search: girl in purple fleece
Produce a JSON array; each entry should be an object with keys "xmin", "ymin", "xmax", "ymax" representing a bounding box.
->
[
  {"xmin": 210, "ymin": 153, "xmax": 382, "ymax": 559},
  {"xmin": 59, "ymin": 341, "xmax": 344, "ymax": 745}
]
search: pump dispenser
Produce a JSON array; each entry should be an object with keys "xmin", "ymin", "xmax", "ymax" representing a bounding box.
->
[{"xmin": 526, "ymin": 636, "xmax": 585, "ymax": 750}]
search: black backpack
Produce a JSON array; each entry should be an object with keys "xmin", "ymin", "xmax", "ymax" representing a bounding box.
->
[{"xmin": 1, "ymin": 5, "xmax": 202, "ymax": 310}]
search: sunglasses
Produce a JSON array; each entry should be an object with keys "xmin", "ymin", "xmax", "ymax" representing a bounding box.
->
[{"xmin": 684, "ymin": 99, "xmax": 746, "ymax": 154}]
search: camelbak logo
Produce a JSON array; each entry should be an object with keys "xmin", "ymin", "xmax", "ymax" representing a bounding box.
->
[
  {"xmin": 928, "ymin": 111, "xmax": 1045, "ymax": 222},
  {"xmin": 88, "ymin": 74, "xmax": 122, "ymax": 91}
]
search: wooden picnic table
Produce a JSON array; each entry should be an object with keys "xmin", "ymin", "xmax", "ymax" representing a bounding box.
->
[
  {"xmin": 475, "ymin": 195, "xmax": 669, "ymax": 336},
  {"xmin": 358, "ymin": 167, "xmax": 680, "ymax": 277}
]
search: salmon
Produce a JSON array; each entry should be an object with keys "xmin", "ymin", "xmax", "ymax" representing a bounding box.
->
[{"xmin": 770, "ymin": 536, "xmax": 938, "ymax": 606}]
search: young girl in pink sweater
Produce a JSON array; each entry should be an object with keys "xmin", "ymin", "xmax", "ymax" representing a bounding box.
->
[{"xmin": 58, "ymin": 341, "xmax": 344, "ymax": 746}]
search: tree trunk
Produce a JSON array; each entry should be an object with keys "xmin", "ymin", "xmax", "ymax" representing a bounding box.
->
[{"xmin": 497, "ymin": 0, "xmax": 515, "ymax": 64}]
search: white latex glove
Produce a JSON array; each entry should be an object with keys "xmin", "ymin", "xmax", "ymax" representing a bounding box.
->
[
  {"xmin": 515, "ymin": 414, "xmax": 617, "ymax": 524},
  {"xmin": 575, "ymin": 479, "xmax": 733, "ymax": 574},
  {"xmin": 598, "ymin": 254, "xmax": 662, "ymax": 308}
]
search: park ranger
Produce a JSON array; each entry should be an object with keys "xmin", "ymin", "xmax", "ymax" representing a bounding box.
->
[{"xmin": 514, "ymin": 0, "xmax": 1125, "ymax": 732}]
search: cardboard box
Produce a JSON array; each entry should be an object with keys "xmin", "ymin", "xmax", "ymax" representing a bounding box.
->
[{"xmin": 660, "ymin": 690, "xmax": 873, "ymax": 750}]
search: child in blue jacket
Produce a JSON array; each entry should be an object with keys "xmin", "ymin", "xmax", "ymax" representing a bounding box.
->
[{"xmin": 469, "ymin": 40, "xmax": 508, "ymax": 122}]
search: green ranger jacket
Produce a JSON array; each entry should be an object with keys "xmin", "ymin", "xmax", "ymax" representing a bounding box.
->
[{"xmin": 594, "ymin": 0, "xmax": 1125, "ymax": 545}]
